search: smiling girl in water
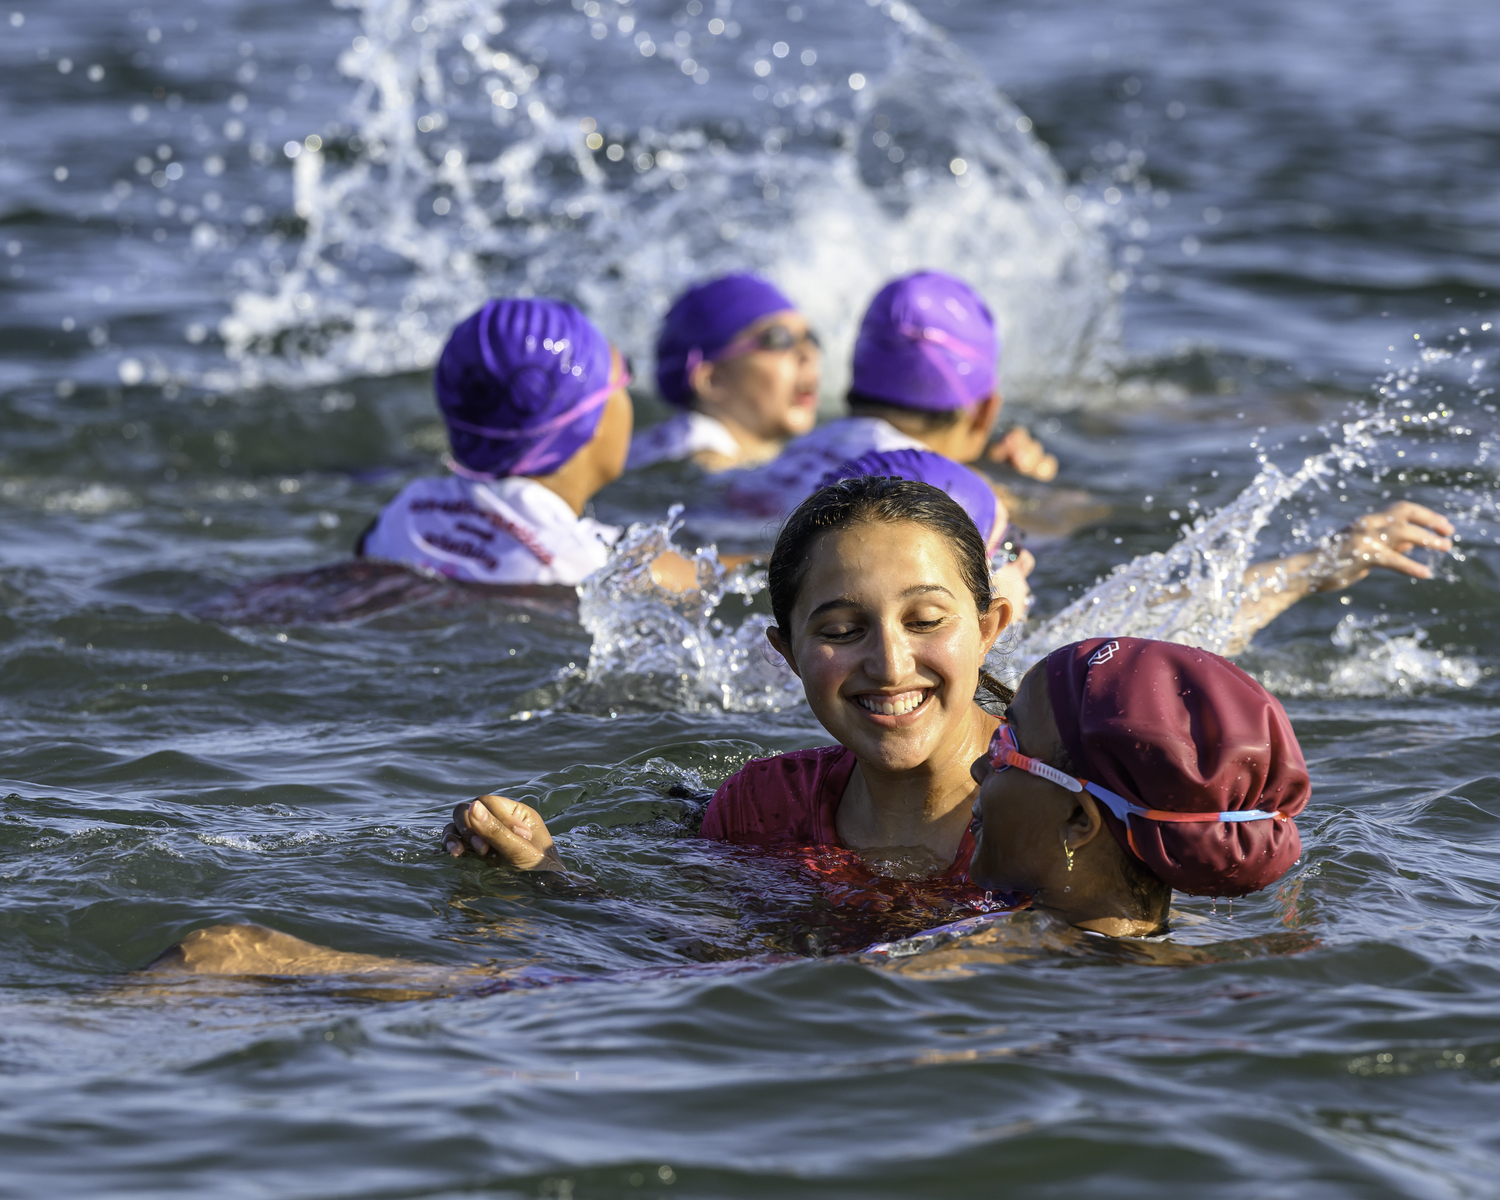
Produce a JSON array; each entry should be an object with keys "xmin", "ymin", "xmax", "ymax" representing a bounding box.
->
[{"xmin": 449, "ymin": 474, "xmax": 1013, "ymax": 901}]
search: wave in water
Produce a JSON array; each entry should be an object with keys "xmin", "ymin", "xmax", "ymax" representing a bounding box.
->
[{"xmin": 205, "ymin": 0, "xmax": 1119, "ymax": 405}]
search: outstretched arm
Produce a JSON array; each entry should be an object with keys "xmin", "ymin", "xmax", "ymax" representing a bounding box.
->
[
  {"xmin": 1229, "ymin": 501, "xmax": 1454, "ymax": 649},
  {"xmin": 646, "ymin": 550, "xmax": 759, "ymax": 591}
]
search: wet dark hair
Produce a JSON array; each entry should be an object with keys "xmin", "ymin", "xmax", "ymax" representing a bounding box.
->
[
  {"xmin": 767, "ymin": 475, "xmax": 1012, "ymax": 703},
  {"xmin": 846, "ymin": 389, "xmax": 964, "ymax": 432}
]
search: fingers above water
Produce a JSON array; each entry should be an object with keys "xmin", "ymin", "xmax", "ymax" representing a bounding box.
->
[{"xmin": 462, "ymin": 795, "xmax": 560, "ymax": 871}]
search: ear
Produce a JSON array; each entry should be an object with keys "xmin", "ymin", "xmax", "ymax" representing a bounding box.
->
[
  {"xmin": 1065, "ymin": 793, "xmax": 1109, "ymax": 852},
  {"xmin": 765, "ymin": 625, "xmax": 801, "ymax": 678},
  {"xmin": 979, "ymin": 595, "xmax": 1012, "ymax": 650},
  {"xmin": 971, "ymin": 392, "xmax": 1003, "ymax": 438},
  {"xmin": 688, "ymin": 359, "xmax": 719, "ymax": 405}
]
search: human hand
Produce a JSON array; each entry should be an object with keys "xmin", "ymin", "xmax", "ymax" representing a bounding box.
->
[
  {"xmin": 987, "ymin": 426, "xmax": 1059, "ymax": 482},
  {"xmin": 442, "ymin": 794, "xmax": 563, "ymax": 871},
  {"xmin": 1313, "ymin": 501, "xmax": 1455, "ymax": 592},
  {"xmin": 991, "ymin": 549, "xmax": 1035, "ymax": 617}
]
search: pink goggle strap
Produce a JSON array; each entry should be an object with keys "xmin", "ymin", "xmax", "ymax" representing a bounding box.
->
[
  {"xmin": 445, "ymin": 365, "xmax": 631, "ymax": 477},
  {"xmin": 898, "ymin": 322, "xmax": 990, "ymax": 407},
  {"xmin": 986, "ymin": 726, "xmax": 1286, "ymax": 827}
]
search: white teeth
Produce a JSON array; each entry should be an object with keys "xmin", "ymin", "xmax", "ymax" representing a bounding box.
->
[{"xmin": 855, "ymin": 690, "xmax": 927, "ymax": 716}]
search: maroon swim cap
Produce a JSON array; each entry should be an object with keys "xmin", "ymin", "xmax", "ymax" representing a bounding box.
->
[{"xmin": 1045, "ymin": 637, "xmax": 1310, "ymax": 897}]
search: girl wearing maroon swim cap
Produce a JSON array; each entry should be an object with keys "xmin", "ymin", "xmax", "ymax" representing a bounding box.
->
[{"xmin": 968, "ymin": 636, "xmax": 1311, "ymax": 936}]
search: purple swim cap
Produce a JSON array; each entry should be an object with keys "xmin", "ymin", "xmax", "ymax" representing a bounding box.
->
[
  {"xmin": 655, "ymin": 273, "xmax": 796, "ymax": 409},
  {"xmin": 436, "ymin": 298, "xmax": 616, "ymax": 478},
  {"xmin": 819, "ymin": 448, "xmax": 1001, "ymax": 547},
  {"xmin": 850, "ymin": 271, "xmax": 999, "ymax": 412}
]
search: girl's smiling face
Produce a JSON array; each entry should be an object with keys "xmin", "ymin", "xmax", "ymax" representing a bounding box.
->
[{"xmin": 767, "ymin": 520, "xmax": 1009, "ymax": 774}]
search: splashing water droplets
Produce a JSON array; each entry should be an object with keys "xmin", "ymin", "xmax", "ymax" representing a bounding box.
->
[
  {"xmin": 206, "ymin": 0, "xmax": 1117, "ymax": 402},
  {"xmin": 992, "ymin": 339, "xmax": 1500, "ymax": 696},
  {"xmin": 575, "ymin": 508, "xmax": 802, "ymax": 713}
]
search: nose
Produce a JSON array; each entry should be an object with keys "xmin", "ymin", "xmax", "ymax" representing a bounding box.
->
[{"xmin": 864, "ymin": 617, "xmax": 915, "ymax": 686}]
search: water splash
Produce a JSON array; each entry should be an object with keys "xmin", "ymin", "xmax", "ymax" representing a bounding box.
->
[
  {"xmin": 574, "ymin": 507, "xmax": 801, "ymax": 713},
  {"xmin": 568, "ymin": 335, "xmax": 1498, "ymax": 710},
  {"xmin": 1249, "ymin": 616, "xmax": 1483, "ymax": 698},
  {"xmin": 1008, "ymin": 456, "xmax": 1319, "ymax": 667},
  {"xmin": 996, "ymin": 335, "xmax": 1500, "ymax": 687},
  {"xmin": 205, "ymin": 0, "xmax": 1118, "ymax": 405}
]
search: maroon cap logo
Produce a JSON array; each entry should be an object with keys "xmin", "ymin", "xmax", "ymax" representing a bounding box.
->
[{"xmin": 1087, "ymin": 640, "xmax": 1120, "ymax": 667}]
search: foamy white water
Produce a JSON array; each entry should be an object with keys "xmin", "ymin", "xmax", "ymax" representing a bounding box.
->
[{"xmin": 206, "ymin": 0, "xmax": 1121, "ymax": 407}]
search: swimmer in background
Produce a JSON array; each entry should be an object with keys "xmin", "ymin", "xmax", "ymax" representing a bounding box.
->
[
  {"xmin": 626, "ymin": 274, "xmax": 821, "ymax": 472},
  {"xmin": 357, "ymin": 297, "xmax": 703, "ymax": 590},
  {"xmin": 722, "ymin": 270, "xmax": 1059, "ymax": 524}
]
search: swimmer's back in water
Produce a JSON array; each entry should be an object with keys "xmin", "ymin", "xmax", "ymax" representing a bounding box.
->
[
  {"xmin": 357, "ymin": 297, "xmax": 632, "ymax": 587},
  {"xmin": 354, "ymin": 296, "xmax": 714, "ymax": 593}
]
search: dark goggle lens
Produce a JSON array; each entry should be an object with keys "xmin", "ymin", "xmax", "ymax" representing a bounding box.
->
[{"xmin": 756, "ymin": 325, "xmax": 820, "ymax": 353}]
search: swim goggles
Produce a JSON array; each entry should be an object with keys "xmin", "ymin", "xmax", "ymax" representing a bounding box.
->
[
  {"xmin": 714, "ymin": 323, "xmax": 822, "ymax": 360},
  {"xmin": 986, "ymin": 723, "xmax": 1287, "ymax": 827}
]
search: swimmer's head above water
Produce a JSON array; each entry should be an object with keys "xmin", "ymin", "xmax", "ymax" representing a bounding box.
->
[
  {"xmin": 847, "ymin": 271, "xmax": 1057, "ymax": 481},
  {"xmin": 765, "ymin": 474, "xmax": 1014, "ymax": 777},
  {"xmin": 969, "ymin": 637, "xmax": 1311, "ymax": 937},
  {"xmin": 817, "ymin": 448, "xmax": 1005, "ymax": 556},
  {"xmin": 435, "ymin": 297, "xmax": 633, "ymax": 504},
  {"xmin": 846, "ymin": 271, "xmax": 1003, "ymax": 464},
  {"xmin": 655, "ymin": 273, "xmax": 821, "ymax": 458}
]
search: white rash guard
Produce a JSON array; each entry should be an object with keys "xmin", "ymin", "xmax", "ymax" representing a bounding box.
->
[{"xmin": 360, "ymin": 474, "xmax": 621, "ymax": 586}]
